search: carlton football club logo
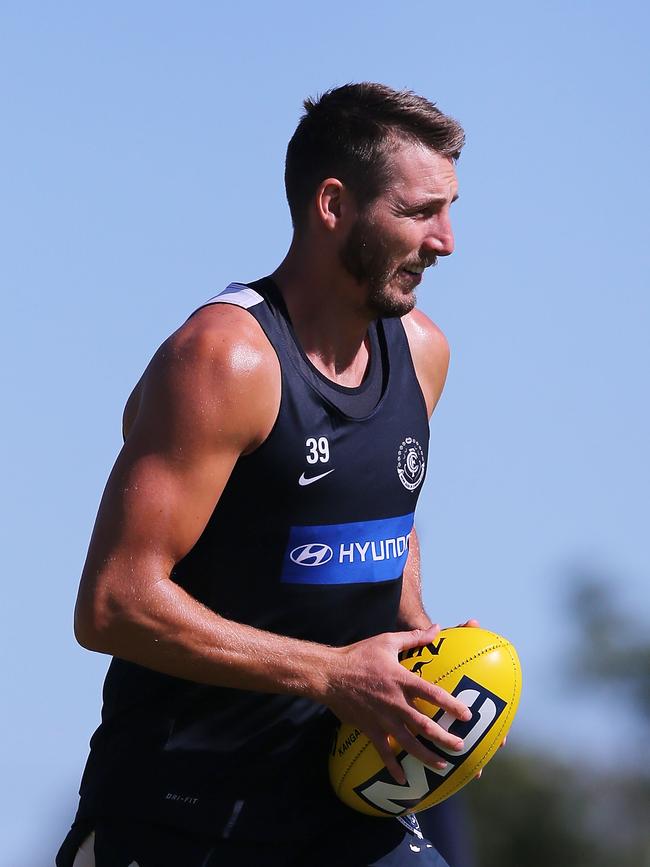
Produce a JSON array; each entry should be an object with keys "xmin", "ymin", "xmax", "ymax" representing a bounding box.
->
[{"xmin": 397, "ymin": 437, "xmax": 425, "ymax": 491}]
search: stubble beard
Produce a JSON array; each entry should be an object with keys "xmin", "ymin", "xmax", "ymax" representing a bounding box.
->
[{"xmin": 339, "ymin": 217, "xmax": 417, "ymax": 319}]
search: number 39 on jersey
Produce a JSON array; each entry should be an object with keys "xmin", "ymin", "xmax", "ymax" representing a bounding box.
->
[{"xmin": 306, "ymin": 436, "xmax": 330, "ymax": 464}]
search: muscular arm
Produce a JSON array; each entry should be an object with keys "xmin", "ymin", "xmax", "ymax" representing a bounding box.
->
[
  {"xmin": 398, "ymin": 309, "xmax": 450, "ymax": 630},
  {"xmin": 397, "ymin": 529, "xmax": 432, "ymax": 631},
  {"xmin": 75, "ymin": 304, "xmax": 470, "ymax": 782},
  {"xmin": 401, "ymin": 308, "xmax": 450, "ymax": 418},
  {"xmin": 76, "ymin": 306, "xmax": 331, "ymax": 695},
  {"xmin": 400, "ymin": 309, "xmax": 493, "ymax": 774}
]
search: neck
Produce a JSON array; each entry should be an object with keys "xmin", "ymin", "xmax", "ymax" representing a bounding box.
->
[{"xmin": 271, "ymin": 236, "xmax": 374, "ymax": 386}]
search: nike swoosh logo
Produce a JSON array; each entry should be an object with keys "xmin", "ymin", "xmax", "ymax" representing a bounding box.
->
[{"xmin": 298, "ymin": 469, "xmax": 335, "ymax": 486}]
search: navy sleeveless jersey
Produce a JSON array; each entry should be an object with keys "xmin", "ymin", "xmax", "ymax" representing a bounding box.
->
[{"xmin": 76, "ymin": 278, "xmax": 431, "ymax": 837}]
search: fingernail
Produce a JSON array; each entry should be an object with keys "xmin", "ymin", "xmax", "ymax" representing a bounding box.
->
[
  {"xmin": 454, "ymin": 740, "xmax": 464, "ymax": 751},
  {"xmin": 462, "ymin": 709, "xmax": 472, "ymax": 721},
  {"xmin": 434, "ymin": 760, "xmax": 448, "ymax": 769}
]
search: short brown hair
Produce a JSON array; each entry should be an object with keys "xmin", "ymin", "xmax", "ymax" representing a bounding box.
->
[{"xmin": 285, "ymin": 82, "xmax": 465, "ymax": 228}]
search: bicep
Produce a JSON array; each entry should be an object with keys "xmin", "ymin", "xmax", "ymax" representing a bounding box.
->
[
  {"xmin": 75, "ymin": 412, "xmax": 241, "ymax": 639},
  {"xmin": 88, "ymin": 429, "xmax": 239, "ymax": 579}
]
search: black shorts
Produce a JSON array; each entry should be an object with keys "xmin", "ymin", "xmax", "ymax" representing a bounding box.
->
[{"xmin": 56, "ymin": 812, "xmax": 450, "ymax": 867}]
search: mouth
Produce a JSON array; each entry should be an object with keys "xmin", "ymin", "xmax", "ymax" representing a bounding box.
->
[
  {"xmin": 396, "ymin": 267, "xmax": 423, "ymax": 289},
  {"xmin": 401, "ymin": 264, "xmax": 425, "ymax": 276},
  {"xmin": 399, "ymin": 256, "xmax": 436, "ymax": 279}
]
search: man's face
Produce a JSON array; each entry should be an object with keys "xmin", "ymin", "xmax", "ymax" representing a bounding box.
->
[{"xmin": 339, "ymin": 142, "xmax": 458, "ymax": 318}]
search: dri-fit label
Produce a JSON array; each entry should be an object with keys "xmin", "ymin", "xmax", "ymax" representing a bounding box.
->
[{"xmin": 281, "ymin": 513, "xmax": 414, "ymax": 585}]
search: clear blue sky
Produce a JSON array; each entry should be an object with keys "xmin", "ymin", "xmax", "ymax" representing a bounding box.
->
[{"xmin": 1, "ymin": 1, "xmax": 648, "ymax": 862}]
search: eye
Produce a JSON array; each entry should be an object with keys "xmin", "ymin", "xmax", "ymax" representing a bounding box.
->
[{"xmin": 412, "ymin": 207, "xmax": 437, "ymax": 221}]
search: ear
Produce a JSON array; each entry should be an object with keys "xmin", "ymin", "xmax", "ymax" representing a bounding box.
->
[{"xmin": 315, "ymin": 178, "xmax": 346, "ymax": 231}]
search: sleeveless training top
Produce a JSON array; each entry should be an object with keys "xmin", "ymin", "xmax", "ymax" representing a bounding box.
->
[{"xmin": 76, "ymin": 277, "xmax": 431, "ymax": 838}]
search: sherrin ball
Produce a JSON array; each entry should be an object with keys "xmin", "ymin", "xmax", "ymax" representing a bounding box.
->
[{"xmin": 329, "ymin": 626, "xmax": 522, "ymax": 817}]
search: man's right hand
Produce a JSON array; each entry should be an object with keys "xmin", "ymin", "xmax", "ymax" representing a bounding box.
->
[{"xmin": 323, "ymin": 625, "xmax": 472, "ymax": 784}]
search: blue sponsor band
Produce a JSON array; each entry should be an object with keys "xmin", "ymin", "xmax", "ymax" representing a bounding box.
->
[{"xmin": 281, "ymin": 513, "xmax": 415, "ymax": 585}]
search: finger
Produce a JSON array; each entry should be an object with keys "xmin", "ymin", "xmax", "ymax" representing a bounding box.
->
[
  {"xmin": 474, "ymin": 769, "xmax": 483, "ymax": 781},
  {"xmin": 368, "ymin": 730, "xmax": 406, "ymax": 784},
  {"xmin": 455, "ymin": 618, "xmax": 480, "ymax": 628},
  {"xmin": 500, "ymin": 736, "xmax": 507, "ymax": 748},
  {"xmin": 394, "ymin": 723, "xmax": 458, "ymax": 770},
  {"xmin": 408, "ymin": 710, "xmax": 467, "ymax": 754},
  {"xmin": 409, "ymin": 679, "xmax": 471, "ymax": 722},
  {"xmin": 394, "ymin": 624, "xmax": 441, "ymax": 654}
]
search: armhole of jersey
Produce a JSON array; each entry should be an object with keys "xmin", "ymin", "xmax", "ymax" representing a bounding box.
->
[
  {"xmin": 394, "ymin": 316, "xmax": 431, "ymax": 422},
  {"xmin": 198, "ymin": 282, "xmax": 286, "ymax": 456}
]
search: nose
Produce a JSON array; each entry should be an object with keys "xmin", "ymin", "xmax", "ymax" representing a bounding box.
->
[{"xmin": 421, "ymin": 214, "xmax": 455, "ymax": 258}]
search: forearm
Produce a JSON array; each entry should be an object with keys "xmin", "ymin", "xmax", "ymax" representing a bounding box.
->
[
  {"xmin": 75, "ymin": 573, "xmax": 339, "ymax": 703},
  {"xmin": 396, "ymin": 528, "xmax": 432, "ymax": 630}
]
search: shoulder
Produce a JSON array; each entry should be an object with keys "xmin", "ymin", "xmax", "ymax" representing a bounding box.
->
[
  {"xmin": 167, "ymin": 302, "xmax": 278, "ymax": 384},
  {"xmin": 400, "ymin": 308, "xmax": 450, "ymax": 418},
  {"xmin": 125, "ymin": 302, "xmax": 281, "ymax": 453},
  {"xmin": 401, "ymin": 308, "xmax": 450, "ymax": 365}
]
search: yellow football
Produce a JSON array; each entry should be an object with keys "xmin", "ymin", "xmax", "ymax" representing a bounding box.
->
[{"xmin": 329, "ymin": 626, "xmax": 522, "ymax": 817}]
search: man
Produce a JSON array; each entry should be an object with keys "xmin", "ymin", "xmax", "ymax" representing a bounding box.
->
[{"xmin": 58, "ymin": 83, "xmax": 471, "ymax": 866}]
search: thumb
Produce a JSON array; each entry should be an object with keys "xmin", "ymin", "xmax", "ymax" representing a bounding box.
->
[
  {"xmin": 395, "ymin": 623, "xmax": 441, "ymax": 654},
  {"xmin": 456, "ymin": 618, "xmax": 480, "ymax": 629}
]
